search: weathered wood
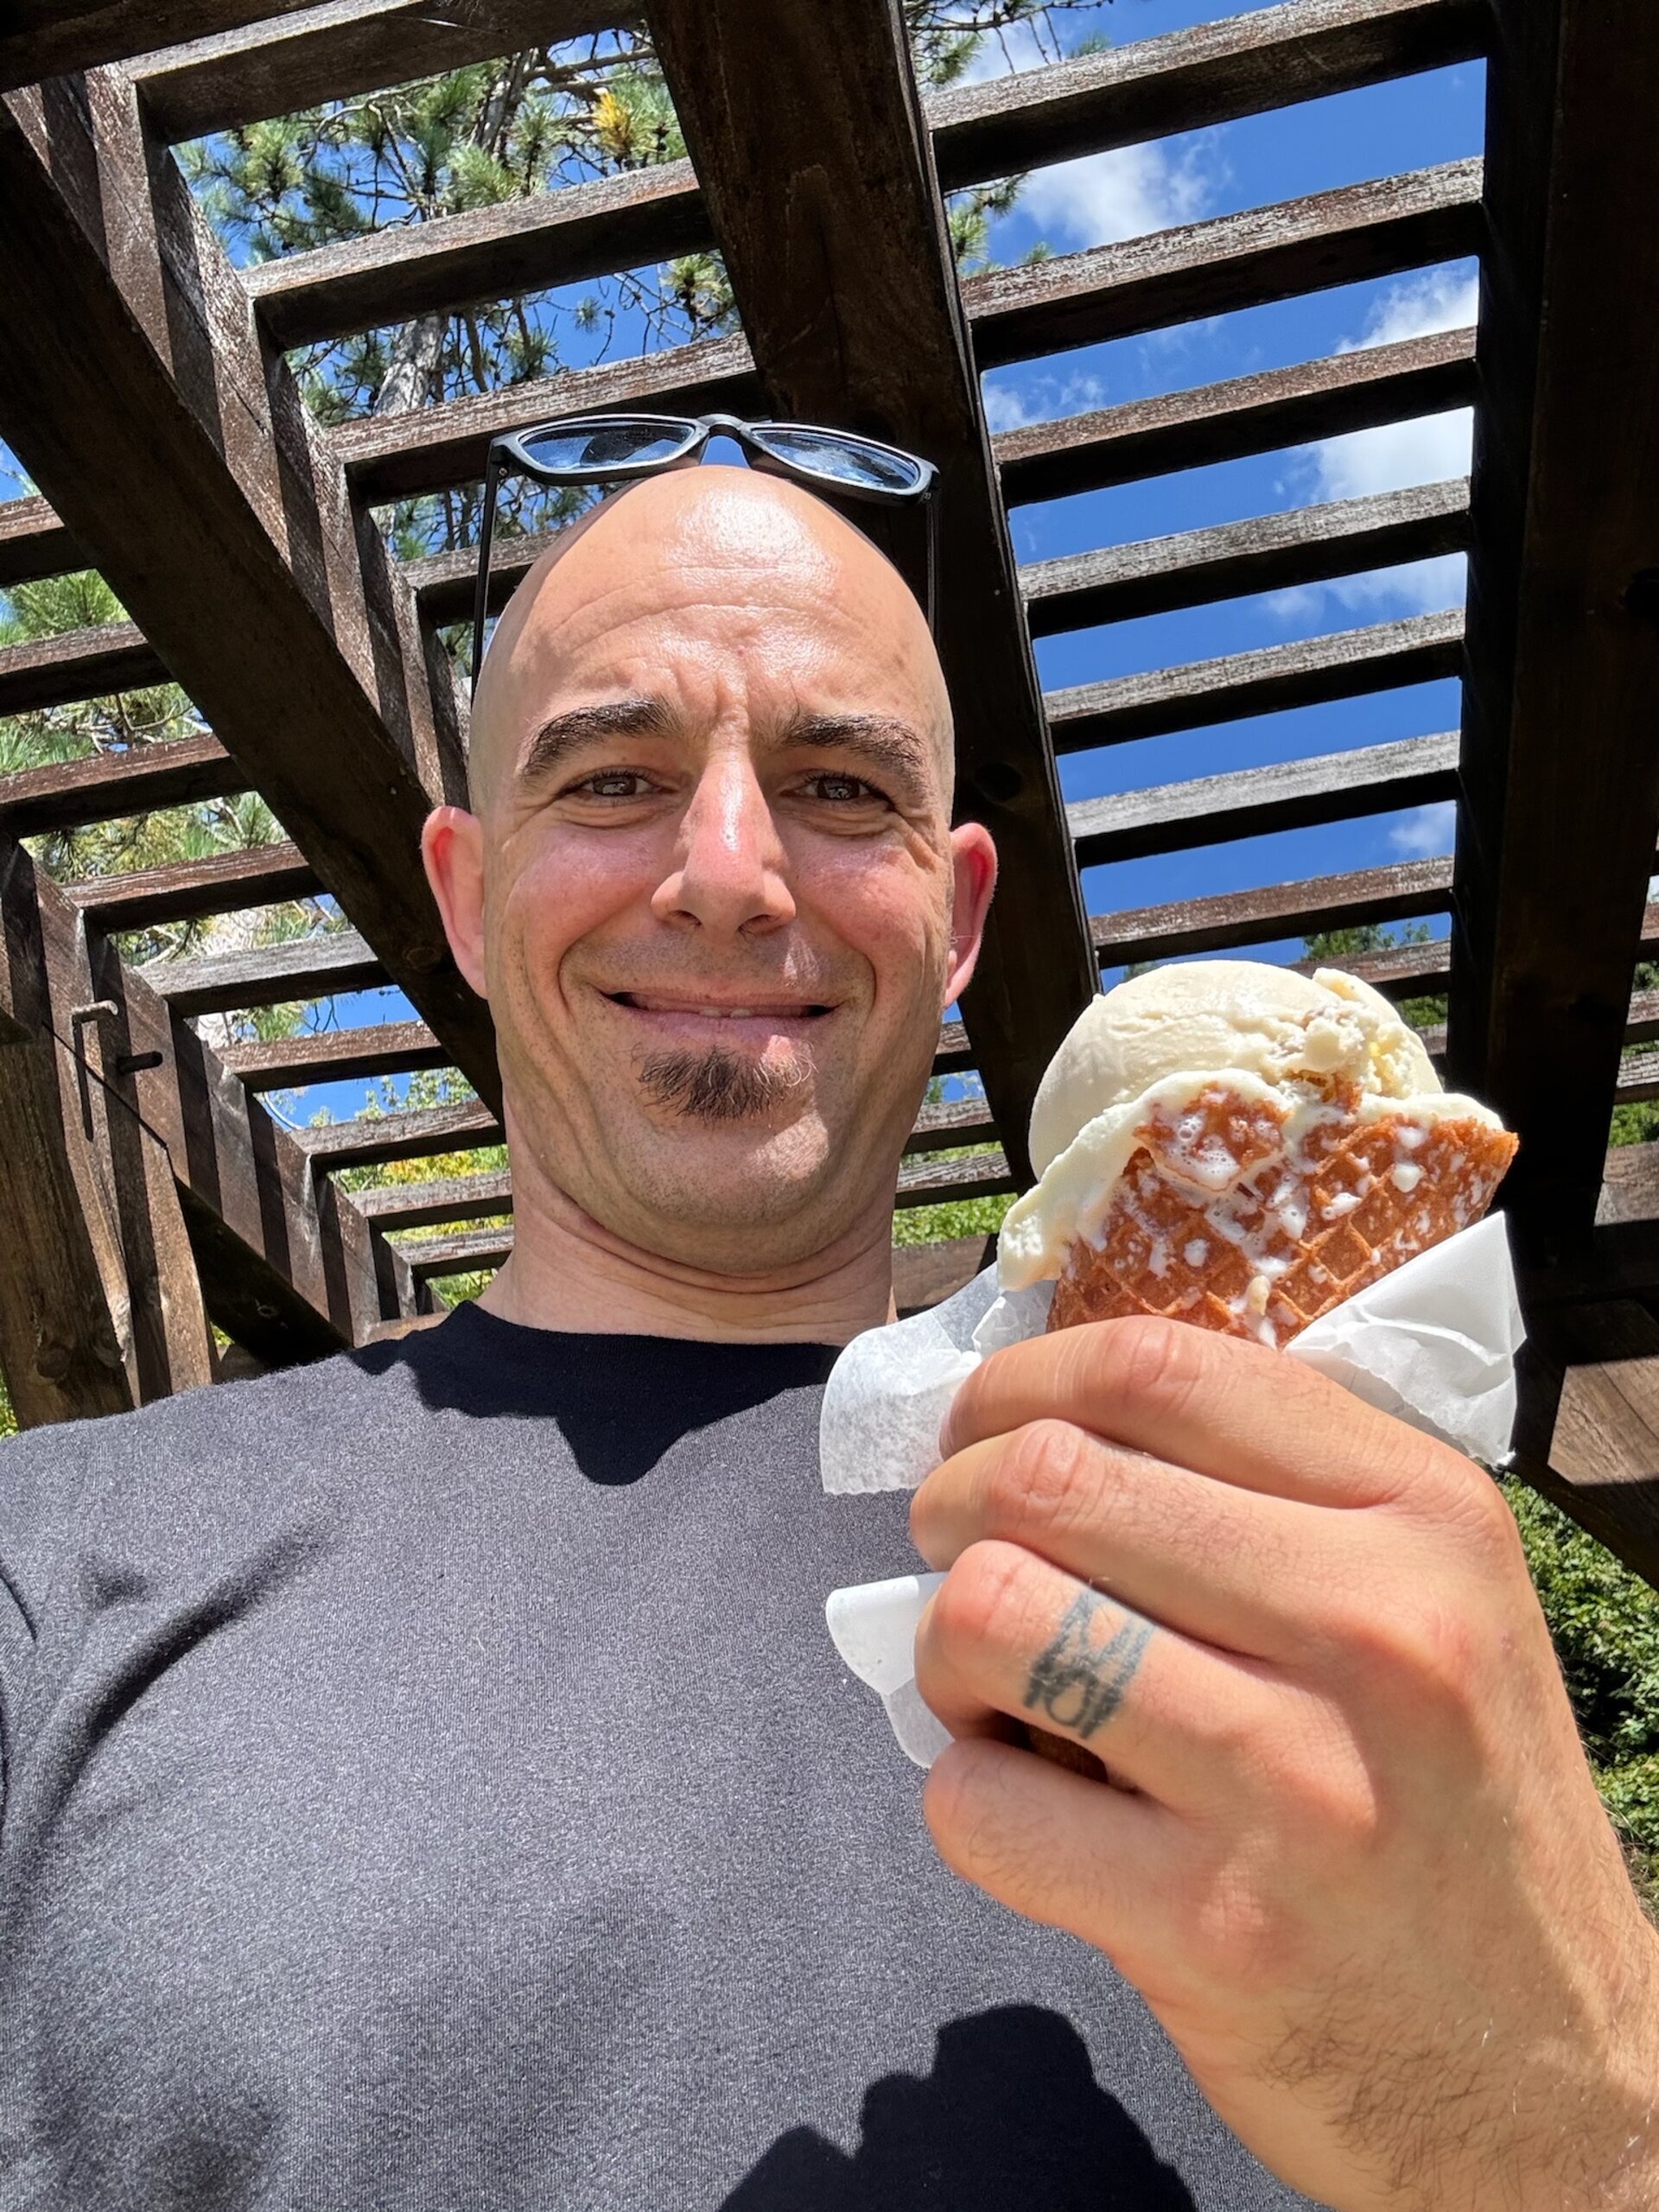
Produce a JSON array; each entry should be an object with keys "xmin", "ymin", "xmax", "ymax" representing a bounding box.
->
[
  {"xmin": 0, "ymin": 493, "xmax": 86, "ymax": 588},
  {"xmin": 653, "ymin": 0, "xmax": 1096, "ymax": 1184},
  {"xmin": 1046, "ymin": 609, "xmax": 1463, "ymax": 753},
  {"xmin": 1448, "ymin": 0, "xmax": 1659, "ymax": 1277},
  {"xmin": 1512, "ymin": 1301, "xmax": 1659, "ymax": 1593},
  {"xmin": 931, "ymin": 0, "xmax": 1488, "ymax": 191},
  {"xmin": 250, "ymin": 159, "xmax": 708, "ymax": 352},
  {"xmin": 893, "ymin": 1232, "xmax": 996, "ymax": 1316},
  {"xmin": 133, "ymin": 0, "xmax": 618, "ymax": 144},
  {"xmin": 333, "ymin": 331, "xmax": 761, "ymax": 505},
  {"xmin": 1023, "ymin": 480, "xmax": 1468, "ymax": 638},
  {"xmin": 1288, "ymin": 933, "xmax": 1448, "ymax": 995},
  {"xmin": 903, "ymin": 1091, "xmax": 1000, "ymax": 1155},
  {"xmin": 967, "ymin": 161, "xmax": 1483, "ymax": 372},
  {"xmin": 0, "ymin": 620, "xmax": 168, "ymax": 715},
  {"xmin": 1090, "ymin": 855, "xmax": 1453, "ymax": 967},
  {"xmin": 245, "ymin": 0, "xmax": 1487, "ymax": 351},
  {"xmin": 0, "ymin": 0, "xmax": 321, "ymax": 93},
  {"xmin": 399, "ymin": 1224, "xmax": 512, "ymax": 1281},
  {"xmin": 0, "ymin": 732, "xmax": 246, "ymax": 833},
  {"xmin": 0, "ymin": 73, "xmax": 497, "ymax": 1105},
  {"xmin": 140, "ymin": 928, "xmax": 385, "ymax": 1015},
  {"xmin": 220, "ymin": 1017, "xmax": 448, "ymax": 1090},
  {"xmin": 935, "ymin": 1018, "xmax": 973, "ymax": 1076},
  {"xmin": 1067, "ymin": 730, "xmax": 1459, "ymax": 868},
  {"xmin": 297, "ymin": 1098, "xmax": 502, "ymax": 1171},
  {"xmin": 895, "ymin": 1147, "xmax": 1014, "ymax": 1209},
  {"xmin": 405, "ymin": 528, "xmax": 560, "ymax": 626},
  {"xmin": 1, "ymin": 831, "xmax": 400, "ymax": 1370},
  {"xmin": 353, "ymin": 1168, "xmax": 513, "ymax": 1231},
  {"xmin": 996, "ymin": 329, "xmax": 1477, "ymax": 509},
  {"xmin": 67, "ymin": 840, "xmax": 318, "ymax": 931}
]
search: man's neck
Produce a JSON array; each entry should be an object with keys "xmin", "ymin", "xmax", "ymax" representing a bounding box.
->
[{"xmin": 476, "ymin": 1163, "xmax": 896, "ymax": 1345}]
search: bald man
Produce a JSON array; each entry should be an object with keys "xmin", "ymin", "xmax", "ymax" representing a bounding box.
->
[{"xmin": 1, "ymin": 467, "xmax": 1653, "ymax": 2212}]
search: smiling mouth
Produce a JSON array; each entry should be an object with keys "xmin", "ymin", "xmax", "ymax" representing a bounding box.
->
[{"xmin": 603, "ymin": 992, "xmax": 836, "ymax": 1021}]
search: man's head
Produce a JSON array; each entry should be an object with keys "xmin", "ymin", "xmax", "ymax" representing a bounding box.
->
[{"xmin": 422, "ymin": 464, "xmax": 996, "ymax": 1274}]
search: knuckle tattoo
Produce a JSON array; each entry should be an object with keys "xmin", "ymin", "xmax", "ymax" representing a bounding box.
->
[{"xmin": 1022, "ymin": 1587, "xmax": 1154, "ymax": 1743}]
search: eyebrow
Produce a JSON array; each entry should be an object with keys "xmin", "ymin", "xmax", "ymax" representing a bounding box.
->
[
  {"xmin": 778, "ymin": 710, "xmax": 933, "ymax": 794},
  {"xmin": 518, "ymin": 696, "xmax": 675, "ymax": 785}
]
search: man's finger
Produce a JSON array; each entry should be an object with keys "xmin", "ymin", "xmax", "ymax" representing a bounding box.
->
[
  {"xmin": 911, "ymin": 1421, "xmax": 1338, "ymax": 1665},
  {"xmin": 940, "ymin": 1315, "xmax": 1457, "ymax": 1511},
  {"xmin": 914, "ymin": 1538, "xmax": 1283, "ymax": 1815}
]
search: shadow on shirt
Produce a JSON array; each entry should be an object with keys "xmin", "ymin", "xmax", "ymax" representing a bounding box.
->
[{"xmin": 722, "ymin": 2005, "xmax": 1198, "ymax": 2210}]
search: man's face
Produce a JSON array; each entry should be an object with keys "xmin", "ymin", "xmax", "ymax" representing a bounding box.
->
[{"xmin": 424, "ymin": 467, "xmax": 995, "ymax": 1274}]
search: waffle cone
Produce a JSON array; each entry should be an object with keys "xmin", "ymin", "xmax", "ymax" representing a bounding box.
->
[{"xmin": 1046, "ymin": 1079, "xmax": 1516, "ymax": 1348}]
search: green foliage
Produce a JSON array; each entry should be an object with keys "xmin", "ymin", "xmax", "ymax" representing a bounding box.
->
[
  {"xmin": 893, "ymin": 1191, "xmax": 1015, "ymax": 1245},
  {"xmin": 1502, "ymin": 1478, "xmax": 1659, "ymax": 1891}
]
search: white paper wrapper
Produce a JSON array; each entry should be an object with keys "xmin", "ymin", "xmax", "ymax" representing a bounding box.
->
[{"xmin": 823, "ymin": 1212, "xmax": 1525, "ymax": 1766}]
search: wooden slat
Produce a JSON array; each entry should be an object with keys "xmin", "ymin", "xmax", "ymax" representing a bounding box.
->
[
  {"xmin": 1067, "ymin": 729, "xmax": 1459, "ymax": 868},
  {"xmin": 141, "ymin": 928, "xmax": 385, "ymax": 1015},
  {"xmin": 333, "ymin": 330, "xmax": 761, "ymax": 505},
  {"xmin": 967, "ymin": 160, "xmax": 1484, "ymax": 372},
  {"xmin": 399, "ymin": 1224, "xmax": 512, "ymax": 1281},
  {"xmin": 353, "ymin": 1168, "xmax": 513, "ymax": 1231},
  {"xmin": 133, "ymin": 0, "xmax": 618, "ymax": 144},
  {"xmin": 1448, "ymin": 0, "xmax": 1659, "ymax": 1279},
  {"xmin": 934, "ymin": 1018, "xmax": 972, "ymax": 1076},
  {"xmin": 1288, "ymin": 933, "xmax": 1448, "ymax": 995},
  {"xmin": 1090, "ymin": 854, "xmax": 1453, "ymax": 966},
  {"xmin": 1046, "ymin": 609, "xmax": 1462, "ymax": 753},
  {"xmin": 67, "ymin": 840, "xmax": 319, "ymax": 931},
  {"xmin": 0, "ymin": 620, "xmax": 168, "ymax": 715},
  {"xmin": 0, "ymin": 732, "xmax": 246, "ymax": 833},
  {"xmin": 902, "ymin": 1092, "xmax": 1000, "ymax": 1156},
  {"xmin": 0, "ymin": 73, "xmax": 496, "ymax": 1104},
  {"xmin": 0, "ymin": 493, "xmax": 86, "ymax": 588},
  {"xmin": 892, "ymin": 1232, "xmax": 996, "ymax": 1317},
  {"xmin": 1510, "ymin": 1300, "xmax": 1659, "ymax": 1594},
  {"xmin": 404, "ymin": 528, "xmax": 559, "ymax": 626},
  {"xmin": 932, "ymin": 0, "xmax": 1487, "ymax": 187},
  {"xmin": 995, "ymin": 328, "xmax": 1477, "ymax": 508},
  {"xmin": 298, "ymin": 1098, "xmax": 501, "ymax": 1171},
  {"xmin": 1023, "ymin": 480, "xmax": 1467, "ymax": 637},
  {"xmin": 243, "ymin": 0, "xmax": 1487, "ymax": 351},
  {"xmin": 0, "ymin": 0, "xmax": 321, "ymax": 93},
  {"xmin": 895, "ymin": 1147, "xmax": 1014, "ymax": 1210},
  {"xmin": 219, "ymin": 1017, "xmax": 448, "ymax": 1089},
  {"xmin": 249, "ymin": 159, "xmax": 709, "ymax": 353},
  {"xmin": 652, "ymin": 0, "xmax": 1096, "ymax": 1185}
]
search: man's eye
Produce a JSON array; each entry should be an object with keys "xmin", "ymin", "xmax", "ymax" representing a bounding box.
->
[
  {"xmin": 804, "ymin": 772, "xmax": 883, "ymax": 804},
  {"xmin": 573, "ymin": 770, "xmax": 656, "ymax": 799}
]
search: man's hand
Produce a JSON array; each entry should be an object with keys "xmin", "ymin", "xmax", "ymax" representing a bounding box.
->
[{"xmin": 910, "ymin": 1317, "xmax": 1659, "ymax": 2212}]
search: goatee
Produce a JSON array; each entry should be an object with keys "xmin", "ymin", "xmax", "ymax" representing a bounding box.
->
[{"xmin": 638, "ymin": 1046, "xmax": 810, "ymax": 1122}]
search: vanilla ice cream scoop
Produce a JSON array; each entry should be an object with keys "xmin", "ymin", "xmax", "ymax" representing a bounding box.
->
[{"xmin": 1001, "ymin": 958, "xmax": 1502, "ymax": 1294}]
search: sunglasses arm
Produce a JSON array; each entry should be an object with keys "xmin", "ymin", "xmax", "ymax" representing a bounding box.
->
[{"xmin": 471, "ymin": 445, "xmax": 505, "ymax": 696}]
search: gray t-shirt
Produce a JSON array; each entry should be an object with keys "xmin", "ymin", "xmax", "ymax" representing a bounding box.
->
[{"xmin": 0, "ymin": 1305, "xmax": 1319, "ymax": 2209}]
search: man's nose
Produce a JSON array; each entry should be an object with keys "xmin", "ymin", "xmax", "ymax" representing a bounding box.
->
[{"xmin": 650, "ymin": 749, "xmax": 796, "ymax": 937}]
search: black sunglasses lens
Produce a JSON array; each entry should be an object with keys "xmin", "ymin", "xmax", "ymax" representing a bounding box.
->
[
  {"xmin": 747, "ymin": 426, "xmax": 925, "ymax": 493},
  {"xmin": 519, "ymin": 418, "xmax": 697, "ymax": 473}
]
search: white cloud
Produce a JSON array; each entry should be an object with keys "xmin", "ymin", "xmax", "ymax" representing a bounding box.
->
[
  {"xmin": 1389, "ymin": 800, "xmax": 1458, "ymax": 858},
  {"xmin": 982, "ymin": 383, "xmax": 1033, "ymax": 434},
  {"xmin": 1019, "ymin": 138, "xmax": 1218, "ymax": 252},
  {"xmin": 981, "ymin": 366, "xmax": 1109, "ymax": 439},
  {"xmin": 1273, "ymin": 268, "xmax": 1478, "ymax": 620}
]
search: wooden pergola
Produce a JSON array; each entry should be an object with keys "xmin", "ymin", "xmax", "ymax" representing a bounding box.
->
[{"xmin": 0, "ymin": 0, "xmax": 1656, "ymax": 1580}]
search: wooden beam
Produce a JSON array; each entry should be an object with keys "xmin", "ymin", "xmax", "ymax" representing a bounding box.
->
[
  {"xmin": 903, "ymin": 1092, "xmax": 1000, "ymax": 1156},
  {"xmin": 405, "ymin": 528, "xmax": 559, "ymax": 626},
  {"xmin": 132, "ymin": 0, "xmax": 618, "ymax": 144},
  {"xmin": 0, "ymin": 493, "xmax": 86, "ymax": 588},
  {"xmin": 1023, "ymin": 480, "xmax": 1467, "ymax": 637},
  {"xmin": 219, "ymin": 1017, "xmax": 448, "ymax": 1089},
  {"xmin": 0, "ymin": 0, "xmax": 321, "ymax": 93},
  {"xmin": 652, "ymin": 0, "xmax": 1096, "ymax": 1183},
  {"xmin": 1448, "ymin": 0, "xmax": 1659, "ymax": 1276},
  {"xmin": 297, "ymin": 1098, "xmax": 501, "ymax": 1172},
  {"xmin": 1090, "ymin": 854, "xmax": 1453, "ymax": 966},
  {"xmin": 399, "ymin": 1224, "xmax": 512, "ymax": 1281},
  {"xmin": 968, "ymin": 161, "xmax": 1484, "ymax": 372},
  {"xmin": 140, "ymin": 927, "xmax": 385, "ymax": 1016},
  {"xmin": 895, "ymin": 1147, "xmax": 1014, "ymax": 1210},
  {"xmin": 353, "ymin": 1167, "xmax": 512, "ymax": 1231},
  {"xmin": 0, "ymin": 830, "xmax": 407, "ymax": 1370},
  {"xmin": 1046, "ymin": 608, "xmax": 1462, "ymax": 753},
  {"xmin": 0, "ymin": 72, "xmax": 497, "ymax": 1105},
  {"xmin": 67, "ymin": 840, "xmax": 319, "ymax": 931},
  {"xmin": 996, "ymin": 327, "xmax": 1477, "ymax": 507},
  {"xmin": 1512, "ymin": 1300, "xmax": 1659, "ymax": 1594},
  {"xmin": 0, "ymin": 732, "xmax": 246, "ymax": 833},
  {"xmin": 893, "ymin": 1232, "xmax": 996, "ymax": 1317},
  {"xmin": 1068, "ymin": 729, "xmax": 1459, "ymax": 868},
  {"xmin": 0, "ymin": 620, "xmax": 168, "ymax": 714}
]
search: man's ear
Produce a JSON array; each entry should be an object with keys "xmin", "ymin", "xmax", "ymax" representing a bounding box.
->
[
  {"xmin": 421, "ymin": 806, "xmax": 490, "ymax": 1000},
  {"xmin": 944, "ymin": 822, "xmax": 998, "ymax": 1007}
]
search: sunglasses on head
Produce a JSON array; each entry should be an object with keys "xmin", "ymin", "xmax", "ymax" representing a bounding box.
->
[{"xmin": 471, "ymin": 411, "xmax": 940, "ymax": 690}]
